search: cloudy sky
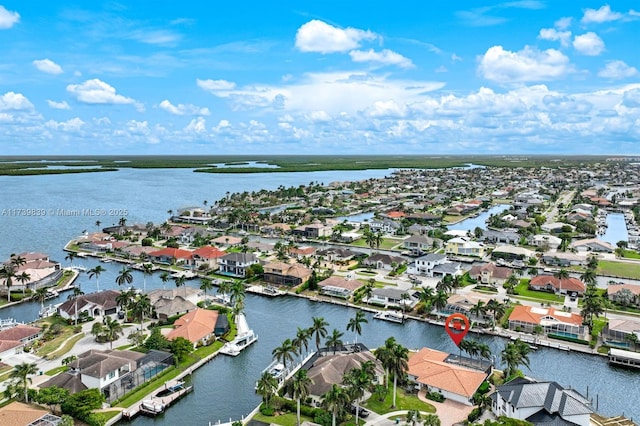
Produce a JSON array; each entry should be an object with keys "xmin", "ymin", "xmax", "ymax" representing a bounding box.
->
[{"xmin": 1, "ymin": 1, "xmax": 639, "ymax": 155}]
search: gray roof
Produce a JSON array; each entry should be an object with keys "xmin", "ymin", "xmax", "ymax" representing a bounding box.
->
[
  {"xmin": 416, "ymin": 253, "xmax": 446, "ymax": 262},
  {"xmin": 220, "ymin": 252, "xmax": 258, "ymax": 263},
  {"xmin": 372, "ymin": 287, "xmax": 410, "ymax": 299}
]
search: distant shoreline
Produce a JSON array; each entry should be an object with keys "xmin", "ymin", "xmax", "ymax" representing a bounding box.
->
[{"xmin": 0, "ymin": 154, "xmax": 630, "ymax": 176}]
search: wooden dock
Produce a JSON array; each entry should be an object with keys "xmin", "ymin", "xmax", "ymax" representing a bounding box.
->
[{"xmin": 121, "ymin": 381, "xmax": 193, "ymax": 419}]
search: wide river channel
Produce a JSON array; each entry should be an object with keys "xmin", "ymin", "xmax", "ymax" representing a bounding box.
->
[{"xmin": 0, "ymin": 167, "xmax": 638, "ymax": 423}]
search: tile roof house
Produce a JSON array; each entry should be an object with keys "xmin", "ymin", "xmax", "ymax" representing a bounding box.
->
[
  {"xmin": 2, "ymin": 252, "xmax": 62, "ymax": 291},
  {"xmin": 191, "ymin": 245, "xmax": 226, "ymax": 270},
  {"xmin": 318, "ymin": 276, "xmax": 364, "ymax": 298},
  {"xmin": 602, "ymin": 318, "xmax": 640, "ymax": 345},
  {"xmin": 468, "ymin": 263, "xmax": 512, "ymax": 286},
  {"xmin": 218, "ymin": 252, "xmax": 259, "ymax": 278},
  {"xmin": 0, "ymin": 401, "xmax": 61, "ymax": 426},
  {"xmin": 508, "ymin": 305, "xmax": 585, "ymax": 336},
  {"xmin": 407, "ymin": 347, "xmax": 489, "ymax": 406},
  {"xmin": 67, "ymin": 349, "xmax": 145, "ymax": 393},
  {"xmin": 262, "ymin": 262, "xmax": 312, "ymax": 286},
  {"xmin": 57, "ymin": 289, "xmax": 121, "ymax": 320},
  {"xmin": 148, "ymin": 247, "xmax": 195, "ymax": 267},
  {"xmin": 491, "ymin": 377, "xmax": 592, "ymax": 426},
  {"xmin": 361, "ymin": 253, "xmax": 405, "ymax": 271},
  {"xmin": 0, "ymin": 324, "xmax": 42, "ymax": 358},
  {"xmin": 607, "ymin": 283, "xmax": 640, "ymax": 307},
  {"xmin": 529, "ymin": 275, "xmax": 586, "ymax": 296},
  {"xmin": 165, "ymin": 308, "xmax": 224, "ymax": 348},
  {"xmin": 403, "ymin": 234, "xmax": 436, "ymax": 255},
  {"xmin": 570, "ymin": 238, "xmax": 614, "ymax": 253}
]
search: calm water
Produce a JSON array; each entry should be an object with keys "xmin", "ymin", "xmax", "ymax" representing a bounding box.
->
[
  {"xmin": 447, "ymin": 204, "xmax": 511, "ymax": 233},
  {"xmin": 0, "ymin": 168, "xmax": 638, "ymax": 422},
  {"xmin": 601, "ymin": 213, "xmax": 629, "ymax": 246}
]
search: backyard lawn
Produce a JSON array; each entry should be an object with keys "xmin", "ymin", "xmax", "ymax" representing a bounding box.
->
[
  {"xmin": 253, "ymin": 412, "xmax": 313, "ymax": 426},
  {"xmin": 598, "ymin": 260, "xmax": 640, "ymax": 280},
  {"xmin": 513, "ymin": 282, "xmax": 564, "ymax": 303},
  {"xmin": 365, "ymin": 388, "xmax": 435, "ymax": 415}
]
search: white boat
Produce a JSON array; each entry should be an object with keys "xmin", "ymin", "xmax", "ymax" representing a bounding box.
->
[
  {"xmin": 373, "ymin": 310, "xmax": 405, "ymax": 324},
  {"xmin": 100, "ymin": 258, "xmax": 112, "ymax": 263},
  {"xmin": 39, "ymin": 303, "xmax": 60, "ymax": 318},
  {"xmin": 44, "ymin": 289, "xmax": 59, "ymax": 300},
  {"xmin": 140, "ymin": 399, "xmax": 165, "ymax": 415},
  {"xmin": 220, "ymin": 313, "xmax": 258, "ymax": 356}
]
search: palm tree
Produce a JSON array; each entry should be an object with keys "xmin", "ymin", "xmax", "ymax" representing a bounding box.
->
[
  {"xmin": 102, "ymin": 316, "xmax": 124, "ymax": 349},
  {"xmin": 326, "ymin": 328, "xmax": 344, "ymax": 354},
  {"xmin": 272, "ymin": 338, "xmax": 296, "ymax": 370},
  {"xmin": 173, "ymin": 274, "xmax": 187, "ymax": 298},
  {"xmin": 64, "ymin": 252, "xmax": 77, "ymax": 266},
  {"xmin": 432, "ymin": 291, "xmax": 448, "ymax": 316},
  {"xmin": 88, "ymin": 265, "xmax": 106, "ymax": 291},
  {"xmin": 580, "ymin": 268, "xmax": 597, "ymax": 287},
  {"xmin": 68, "ymin": 287, "xmax": 85, "ymax": 326},
  {"xmin": 501, "ymin": 339, "xmax": 530, "ymax": 379},
  {"xmin": 362, "ymin": 282, "xmax": 374, "ymax": 303},
  {"xmin": 16, "ymin": 271, "xmax": 31, "ymax": 296},
  {"xmin": 131, "ymin": 293, "xmax": 153, "ymax": 331},
  {"xmin": 292, "ymin": 327, "xmax": 311, "ymax": 363},
  {"xmin": 310, "ymin": 317, "xmax": 329, "ymax": 352},
  {"xmin": 218, "ymin": 280, "xmax": 232, "ymax": 301},
  {"xmin": 10, "ymin": 362, "xmax": 38, "ymax": 403},
  {"xmin": 200, "ymin": 278, "xmax": 214, "ymax": 301},
  {"xmin": 343, "ymin": 365, "xmax": 374, "ymax": 425},
  {"xmin": 486, "ymin": 299, "xmax": 505, "ymax": 331},
  {"xmin": 230, "ymin": 281, "xmax": 246, "ymax": 316},
  {"xmin": 406, "ymin": 409, "xmax": 422, "ymax": 426},
  {"xmin": 159, "ymin": 271, "xmax": 170, "ymax": 290},
  {"xmin": 422, "ymin": 414, "xmax": 441, "ymax": 426},
  {"xmin": 374, "ymin": 337, "xmax": 397, "ymax": 388},
  {"xmin": 389, "ymin": 341, "xmax": 409, "ymax": 408},
  {"xmin": 116, "ymin": 289, "xmax": 134, "ymax": 313},
  {"xmin": 346, "ymin": 310, "xmax": 368, "ymax": 344},
  {"xmin": 504, "ymin": 273, "xmax": 519, "ymax": 294},
  {"xmin": 0, "ymin": 264, "xmax": 17, "ymax": 302},
  {"xmin": 256, "ymin": 371, "xmax": 278, "ymax": 409},
  {"xmin": 478, "ymin": 342, "xmax": 492, "ymax": 363},
  {"xmin": 284, "ymin": 368, "xmax": 312, "ymax": 426},
  {"xmin": 141, "ymin": 263, "xmax": 154, "ymax": 293},
  {"xmin": 469, "ymin": 300, "xmax": 486, "ymax": 321},
  {"xmin": 115, "ymin": 266, "xmax": 133, "ymax": 288},
  {"xmin": 34, "ymin": 287, "xmax": 49, "ymax": 310},
  {"xmin": 322, "ymin": 384, "xmax": 348, "ymax": 426}
]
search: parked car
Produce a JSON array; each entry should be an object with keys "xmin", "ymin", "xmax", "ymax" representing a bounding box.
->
[{"xmin": 349, "ymin": 405, "xmax": 369, "ymax": 418}]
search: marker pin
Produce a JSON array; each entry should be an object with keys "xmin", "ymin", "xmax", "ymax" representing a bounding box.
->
[{"xmin": 444, "ymin": 313, "xmax": 470, "ymax": 346}]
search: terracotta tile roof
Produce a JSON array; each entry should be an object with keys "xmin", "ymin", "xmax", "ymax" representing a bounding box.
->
[
  {"xmin": 408, "ymin": 348, "xmax": 487, "ymax": 398},
  {"xmin": 0, "ymin": 340, "xmax": 22, "ymax": 353},
  {"xmin": 192, "ymin": 246, "xmax": 226, "ymax": 259},
  {"xmin": 58, "ymin": 289, "xmax": 120, "ymax": 315},
  {"xmin": 607, "ymin": 283, "xmax": 640, "ymax": 296},
  {"xmin": 318, "ymin": 276, "xmax": 364, "ymax": 292},
  {"xmin": 0, "ymin": 325, "xmax": 41, "ymax": 341},
  {"xmin": 0, "ymin": 401, "xmax": 50, "ymax": 426},
  {"xmin": 508, "ymin": 305, "xmax": 583, "ymax": 326},
  {"xmin": 529, "ymin": 275, "xmax": 586, "ymax": 293},
  {"xmin": 166, "ymin": 308, "xmax": 218, "ymax": 344},
  {"xmin": 148, "ymin": 247, "xmax": 194, "ymax": 260}
]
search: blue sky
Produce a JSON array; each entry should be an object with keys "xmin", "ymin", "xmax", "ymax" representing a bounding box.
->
[{"xmin": 0, "ymin": 1, "xmax": 639, "ymax": 155}]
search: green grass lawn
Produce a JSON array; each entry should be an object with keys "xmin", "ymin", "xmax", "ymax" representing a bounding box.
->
[
  {"xmin": 47, "ymin": 332, "xmax": 85, "ymax": 360},
  {"xmin": 36, "ymin": 329, "xmax": 77, "ymax": 358},
  {"xmin": 622, "ymin": 250, "xmax": 640, "ymax": 260},
  {"xmin": 45, "ymin": 365, "xmax": 69, "ymax": 376},
  {"xmin": 513, "ymin": 282, "xmax": 564, "ymax": 303},
  {"xmin": 100, "ymin": 411, "xmax": 121, "ymax": 422},
  {"xmin": 253, "ymin": 412, "xmax": 313, "ymax": 426},
  {"xmin": 598, "ymin": 260, "xmax": 640, "ymax": 280},
  {"xmin": 115, "ymin": 366, "xmax": 180, "ymax": 408},
  {"xmin": 364, "ymin": 388, "xmax": 435, "ymax": 415}
]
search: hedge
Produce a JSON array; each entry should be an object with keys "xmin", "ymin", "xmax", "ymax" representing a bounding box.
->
[{"xmin": 548, "ymin": 333, "xmax": 589, "ymax": 345}]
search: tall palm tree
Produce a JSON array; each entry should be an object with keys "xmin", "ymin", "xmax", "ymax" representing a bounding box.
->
[
  {"xmin": 116, "ymin": 289, "xmax": 134, "ymax": 313},
  {"xmin": 103, "ymin": 316, "xmax": 124, "ymax": 350},
  {"xmin": 10, "ymin": 362, "xmax": 38, "ymax": 403},
  {"xmin": 88, "ymin": 265, "xmax": 106, "ymax": 291},
  {"xmin": 173, "ymin": 274, "xmax": 187, "ymax": 298},
  {"xmin": 343, "ymin": 365, "xmax": 374, "ymax": 426},
  {"xmin": 374, "ymin": 337, "xmax": 397, "ymax": 388},
  {"xmin": 580, "ymin": 268, "xmax": 597, "ymax": 287},
  {"xmin": 389, "ymin": 341, "xmax": 409, "ymax": 408},
  {"xmin": 68, "ymin": 287, "xmax": 85, "ymax": 326},
  {"xmin": 256, "ymin": 371, "xmax": 278, "ymax": 409},
  {"xmin": 200, "ymin": 278, "xmax": 214, "ymax": 301},
  {"xmin": 292, "ymin": 327, "xmax": 311, "ymax": 363},
  {"xmin": 16, "ymin": 271, "xmax": 31, "ymax": 296},
  {"xmin": 115, "ymin": 266, "xmax": 133, "ymax": 288},
  {"xmin": 0, "ymin": 264, "xmax": 17, "ymax": 302},
  {"xmin": 64, "ymin": 252, "xmax": 77, "ymax": 266},
  {"xmin": 310, "ymin": 317, "xmax": 329, "ymax": 352},
  {"xmin": 284, "ymin": 368, "xmax": 312, "ymax": 426},
  {"xmin": 230, "ymin": 281, "xmax": 246, "ymax": 316},
  {"xmin": 346, "ymin": 310, "xmax": 368, "ymax": 344},
  {"xmin": 469, "ymin": 300, "xmax": 486, "ymax": 321},
  {"xmin": 432, "ymin": 291, "xmax": 448, "ymax": 316},
  {"xmin": 501, "ymin": 339, "xmax": 531, "ymax": 379},
  {"xmin": 322, "ymin": 384, "xmax": 348, "ymax": 426},
  {"xmin": 486, "ymin": 299, "xmax": 506, "ymax": 331},
  {"xmin": 159, "ymin": 271, "xmax": 170, "ymax": 290},
  {"xmin": 326, "ymin": 328, "xmax": 344, "ymax": 354},
  {"xmin": 272, "ymin": 338, "xmax": 296, "ymax": 370},
  {"xmin": 141, "ymin": 263, "xmax": 154, "ymax": 293},
  {"xmin": 34, "ymin": 287, "xmax": 49, "ymax": 310},
  {"xmin": 131, "ymin": 294, "xmax": 153, "ymax": 331}
]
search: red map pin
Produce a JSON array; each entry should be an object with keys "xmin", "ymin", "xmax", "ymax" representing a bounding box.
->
[{"xmin": 444, "ymin": 313, "xmax": 470, "ymax": 347}]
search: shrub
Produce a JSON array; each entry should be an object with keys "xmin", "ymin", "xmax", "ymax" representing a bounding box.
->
[
  {"xmin": 141, "ymin": 238, "xmax": 153, "ymax": 247},
  {"xmin": 548, "ymin": 333, "xmax": 589, "ymax": 345},
  {"xmin": 259, "ymin": 404, "xmax": 274, "ymax": 416},
  {"xmin": 425, "ymin": 391, "xmax": 445, "ymax": 402},
  {"xmin": 467, "ymin": 407, "xmax": 482, "ymax": 422}
]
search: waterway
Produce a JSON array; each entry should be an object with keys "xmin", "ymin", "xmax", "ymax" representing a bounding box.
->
[
  {"xmin": 447, "ymin": 204, "xmax": 511, "ymax": 233},
  {"xmin": 0, "ymin": 168, "xmax": 638, "ymax": 422},
  {"xmin": 601, "ymin": 213, "xmax": 629, "ymax": 246}
]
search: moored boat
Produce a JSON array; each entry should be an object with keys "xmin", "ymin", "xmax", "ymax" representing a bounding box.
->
[{"xmin": 373, "ymin": 310, "xmax": 405, "ymax": 324}]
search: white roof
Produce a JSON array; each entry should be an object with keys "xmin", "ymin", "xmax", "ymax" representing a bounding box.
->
[{"xmin": 610, "ymin": 348, "xmax": 640, "ymax": 362}]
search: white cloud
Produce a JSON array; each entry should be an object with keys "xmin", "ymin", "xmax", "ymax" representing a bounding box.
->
[
  {"xmin": 127, "ymin": 29, "xmax": 181, "ymax": 46},
  {"xmin": 573, "ymin": 32, "xmax": 605, "ymax": 56},
  {"xmin": 46, "ymin": 117, "xmax": 85, "ymax": 132},
  {"xmin": 349, "ymin": 49, "xmax": 414, "ymax": 68},
  {"xmin": 0, "ymin": 92, "xmax": 33, "ymax": 110},
  {"xmin": 196, "ymin": 78, "xmax": 236, "ymax": 92},
  {"xmin": 33, "ymin": 59, "xmax": 63, "ymax": 75},
  {"xmin": 295, "ymin": 20, "xmax": 377, "ymax": 54},
  {"xmin": 554, "ymin": 17, "xmax": 572, "ymax": 30},
  {"xmin": 159, "ymin": 99, "xmax": 210, "ymax": 116},
  {"xmin": 0, "ymin": 5, "xmax": 19, "ymax": 29},
  {"xmin": 598, "ymin": 60, "xmax": 639, "ymax": 79},
  {"xmin": 305, "ymin": 110, "xmax": 332, "ymax": 122},
  {"xmin": 66, "ymin": 79, "xmax": 137, "ymax": 106},
  {"xmin": 538, "ymin": 28, "xmax": 571, "ymax": 47},
  {"xmin": 126, "ymin": 120, "xmax": 150, "ymax": 135},
  {"xmin": 47, "ymin": 100, "xmax": 71, "ymax": 110},
  {"xmin": 185, "ymin": 117, "xmax": 207, "ymax": 133},
  {"xmin": 581, "ymin": 5, "xmax": 624, "ymax": 24},
  {"xmin": 478, "ymin": 45, "xmax": 573, "ymax": 83}
]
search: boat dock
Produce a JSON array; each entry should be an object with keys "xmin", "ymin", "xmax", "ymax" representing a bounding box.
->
[
  {"xmin": 246, "ymin": 284, "xmax": 286, "ymax": 297},
  {"xmin": 609, "ymin": 348, "xmax": 640, "ymax": 369},
  {"xmin": 122, "ymin": 380, "xmax": 193, "ymax": 419}
]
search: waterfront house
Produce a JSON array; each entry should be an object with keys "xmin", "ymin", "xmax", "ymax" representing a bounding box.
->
[
  {"xmin": 407, "ymin": 347, "xmax": 489, "ymax": 406},
  {"xmin": 68, "ymin": 349, "xmax": 145, "ymax": 394},
  {"xmin": 369, "ymin": 218, "xmax": 402, "ymax": 235},
  {"xmin": 361, "ymin": 253, "xmax": 405, "ymax": 271},
  {"xmin": 260, "ymin": 223, "xmax": 292, "ymax": 236},
  {"xmin": 508, "ymin": 305, "xmax": 585, "ymax": 336},
  {"xmin": 541, "ymin": 252, "xmax": 585, "ymax": 267},
  {"xmin": 148, "ymin": 247, "xmax": 195, "ymax": 267},
  {"xmin": 57, "ymin": 290, "xmax": 121, "ymax": 321},
  {"xmin": 529, "ymin": 275, "xmax": 586, "ymax": 297},
  {"xmin": 407, "ymin": 253, "xmax": 464, "ymax": 278},
  {"xmin": 468, "ymin": 263, "xmax": 512, "ymax": 287},
  {"xmin": 262, "ymin": 261, "xmax": 311, "ymax": 286},
  {"xmin": 153, "ymin": 296, "xmax": 196, "ymax": 321},
  {"xmin": 0, "ymin": 324, "xmax": 42, "ymax": 357},
  {"xmin": 491, "ymin": 245, "xmax": 534, "ymax": 261},
  {"xmin": 481, "ymin": 229, "xmax": 519, "ymax": 245},
  {"xmin": 0, "ymin": 402, "xmax": 62, "ymax": 426},
  {"xmin": 368, "ymin": 287, "xmax": 418, "ymax": 309},
  {"xmin": 317, "ymin": 276, "xmax": 363, "ymax": 298},
  {"xmin": 607, "ymin": 283, "xmax": 640, "ymax": 307},
  {"xmin": 211, "ymin": 235, "xmax": 243, "ymax": 247},
  {"xmin": 292, "ymin": 223, "xmax": 332, "ymax": 239},
  {"xmin": 491, "ymin": 377, "xmax": 592, "ymax": 426},
  {"xmin": 218, "ymin": 253, "xmax": 259, "ymax": 278},
  {"xmin": 529, "ymin": 234, "xmax": 562, "ymax": 250},
  {"xmin": 2, "ymin": 252, "xmax": 62, "ymax": 291},
  {"xmin": 305, "ymin": 349, "xmax": 384, "ymax": 401},
  {"xmin": 445, "ymin": 236, "xmax": 485, "ymax": 257},
  {"xmin": 602, "ymin": 318, "xmax": 640, "ymax": 347},
  {"xmin": 165, "ymin": 308, "xmax": 226, "ymax": 348},
  {"xmin": 191, "ymin": 245, "xmax": 226, "ymax": 270},
  {"xmin": 403, "ymin": 234, "xmax": 436, "ymax": 255},
  {"xmin": 442, "ymin": 294, "xmax": 493, "ymax": 324},
  {"xmin": 570, "ymin": 238, "xmax": 614, "ymax": 253}
]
